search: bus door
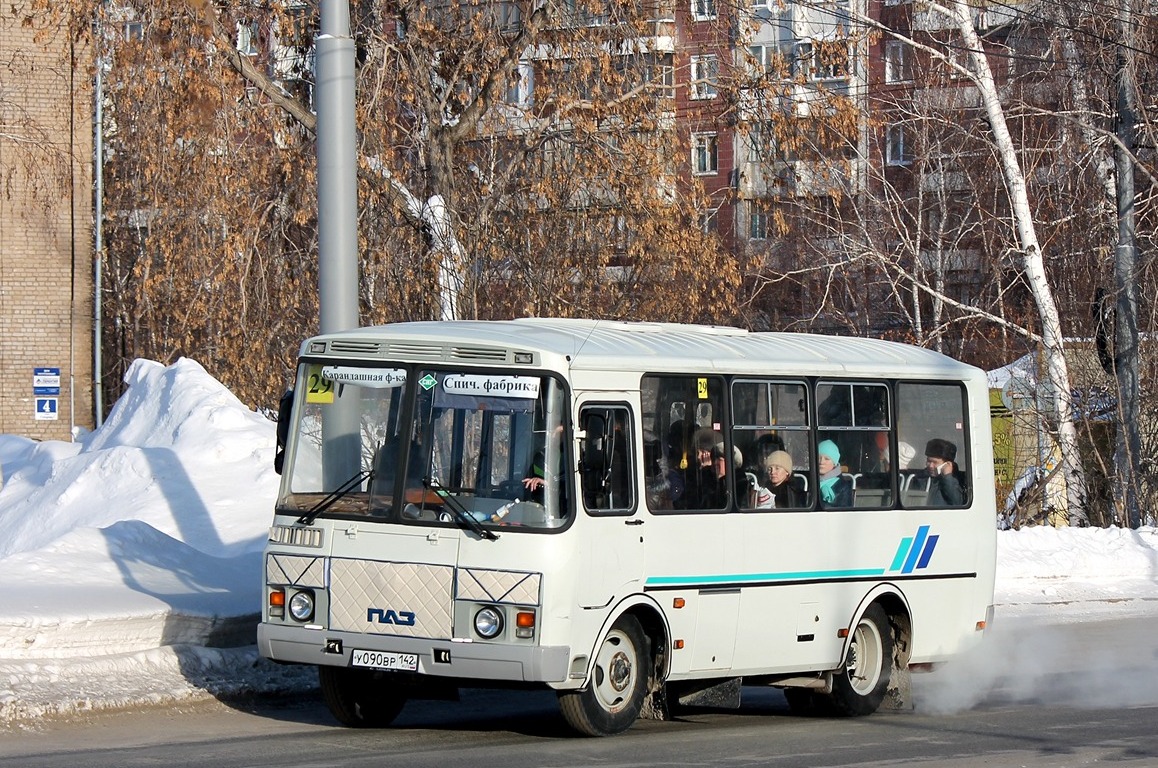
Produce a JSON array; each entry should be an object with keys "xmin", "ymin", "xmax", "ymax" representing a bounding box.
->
[{"xmin": 575, "ymin": 400, "xmax": 644, "ymax": 608}]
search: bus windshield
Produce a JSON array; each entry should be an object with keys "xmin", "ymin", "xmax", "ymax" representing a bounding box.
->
[{"xmin": 277, "ymin": 364, "xmax": 569, "ymax": 531}]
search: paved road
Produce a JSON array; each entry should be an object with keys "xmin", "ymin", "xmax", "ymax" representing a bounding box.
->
[{"xmin": 2, "ymin": 612, "xmax": 1156, "ymax": 767}]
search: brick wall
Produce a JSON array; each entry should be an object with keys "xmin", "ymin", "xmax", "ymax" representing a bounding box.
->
[{"xmin": 0, "ymin": 2, "xmax": 94, "ymax": 440}]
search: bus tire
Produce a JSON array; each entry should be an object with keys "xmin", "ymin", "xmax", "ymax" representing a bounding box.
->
[
  {"xmin": 558, "ymin": 615, "xmax": 649, "ymax": 736},
  {"xmin": 827, "ymin": 604, "xmax": 893, "ymax": 716},
  {"xmin": 318, "ymin": 666, "xmax": 407, "ymax": 727}
]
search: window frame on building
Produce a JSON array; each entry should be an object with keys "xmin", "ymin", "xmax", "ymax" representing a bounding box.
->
[
  {"xmin": 690, "ymin": 54, "xmax": 720, "ymax": 100},
  {"xmin": 692, "ymin": 132, "xmax": 719, "ymax": 175}
]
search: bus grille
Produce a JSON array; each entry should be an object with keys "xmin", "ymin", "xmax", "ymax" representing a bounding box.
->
[
  {"xmin": 329, "ymin": 559, "xmax": 454, "ymax": 639},
  {"xmin": 328, "ymin": 340, "xmax": 382, "ymax": 355}
]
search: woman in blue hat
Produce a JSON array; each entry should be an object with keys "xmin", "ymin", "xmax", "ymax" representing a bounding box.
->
[{"xmin": 817, "ymin": 439, "xmax": 853, "ymax": 509}]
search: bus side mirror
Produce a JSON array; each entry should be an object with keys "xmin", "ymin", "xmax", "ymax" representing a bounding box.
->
[{"xmin": 274, "ymin": 389, "xmax": 293, "ymax": 475}]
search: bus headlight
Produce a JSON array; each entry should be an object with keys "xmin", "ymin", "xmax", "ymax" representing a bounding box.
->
[
  {"xmin": 474, "ymin": 606, "xmax": 504, "ymax": 639},
  {"xmin": 288, "ymin": 590, "xmax": 315, "ymax": 622}
]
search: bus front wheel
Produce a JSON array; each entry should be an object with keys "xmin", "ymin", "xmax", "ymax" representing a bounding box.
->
[
  {"xmin": 319, "ymin": 666, "xmax": 407, "ymax": 727},
  {"xmin": 558, "ymin": 615, "xmax": 649, "ymax": 736},
  {"xmin": 827, "ymin": 604, "xmax": 893, "ymax": 716}
]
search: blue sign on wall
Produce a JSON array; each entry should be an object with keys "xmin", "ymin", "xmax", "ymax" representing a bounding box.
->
[
  {"xmin": 35, "ymin": 397, "xmax": 59, "ymax": 421},
  {"xmin": 33, "ymin": 367, "xmax": 61, "ymax": 396}
]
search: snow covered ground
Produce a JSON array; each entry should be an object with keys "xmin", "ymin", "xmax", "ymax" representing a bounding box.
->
[{"xmin": 1, "ymin": 358, "xmax": 1156, "ymax": 726}]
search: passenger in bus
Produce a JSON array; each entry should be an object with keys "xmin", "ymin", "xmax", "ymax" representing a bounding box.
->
[
  {"xmin": 685, "ymin": 428, "xmax": 731, "ymax": 509},
  {"xmin": 522, "ymin": 450, "xmax": 547, "ymax": 503},
  {"xmin": 817, "ymin": 439, "xmax": 853, "ymax": 509},
  {"xmin": 897, "ymin": 441, "xmax": 917, "ymax": 470},
  {"xmin": 924, "ymin": 439, "xmax": 964, "ymax": 506},
  {"xmin": 752, "ymin": 433, "xmax": 786, "ymax": 467},
  {"xmin": 654, "ymin": 421, "xmax": 688, "ymax": 507},
  {"xmin": 763, "ymin": 450, "xmax": 803, "ymax": 509}
]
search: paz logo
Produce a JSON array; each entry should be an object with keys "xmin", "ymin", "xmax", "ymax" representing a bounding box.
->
[{"xmin": 889, "ymin": 525, "xmax": 938, "ymax": 574}]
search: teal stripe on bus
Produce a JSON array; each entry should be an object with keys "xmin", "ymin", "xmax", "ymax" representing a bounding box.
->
[
  {"xmin": 890, "ymin": 536, "xmax": 914, "ymax": 572},
  {"xmin": 646, "ymin": 568, "xmax": 887, "ymax": 587}
]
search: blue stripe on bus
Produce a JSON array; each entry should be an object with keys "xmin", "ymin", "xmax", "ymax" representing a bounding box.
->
[
  {"xmin": 916, "ymin": 534, "xmax": 939, "ymax": 569},
  {"xmin": 901, "ymin": 525, "xmax": 930, "ymax": 574}
]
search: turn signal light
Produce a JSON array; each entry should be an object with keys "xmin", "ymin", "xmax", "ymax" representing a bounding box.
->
[{"xmin": 268, "ymin": 588, "xmax": 285, "ymax": 618}]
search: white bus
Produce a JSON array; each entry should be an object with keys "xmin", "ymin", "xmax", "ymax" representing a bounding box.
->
[{"xmin": 258, "ymin": 319, "xmax": 996, "ymax": 736}]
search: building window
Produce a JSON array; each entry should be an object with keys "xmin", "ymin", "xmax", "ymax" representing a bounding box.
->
[
  {"xmin": 792, "ymin": 42, "xmax": 812, "ymax": 79},
  {"xmin": 646, "ymin": 57, "xmax": 676, "ymax": 101},
  {"xmin": 884, "ymin": 41, "xmax": 911, "ymax": 83},
  {"xmin": 504, "ymin": 61, "xmax": 534, "ymax": 107},
  {"xmin": 124, "ymin": 21, "xmax": 143, "ymax": 41},
  {"xmin": 749, "ymin": 44, "xmax": 775, "ymax": 76},
  {"xmin": 886, "ymin": 124, "xmax": 912, "ymax": 166},
  {"xmin": 690, "ymin": 55, "xmax": 719, "ymax": 99},
  {"xmin": 497, "ymin": 2, "xmax": 522, "ymax": 33},
  {"xmin": 692, "ymin": 0, "xmax": 718, "ymax": 20},
  {"xmin": 236, "ymin": 21, "xmax": 259, "ymax": 56},
  {"xmin": 749, "ymin": 202, "xmax": 772, "ymax": 240},
  {"xmin": 811, "ymin": 40, "xmax": 848, "ymax": 80},
  {"xmin": 747, "ymin": 126, "xmax": 765, "ymax": 163},
  {"xmin": 692, "ymin": 133, "xmax": 719, "ymax": 175}
]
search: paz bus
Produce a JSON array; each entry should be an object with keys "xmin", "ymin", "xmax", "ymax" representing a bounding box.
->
[{"xmin": 258, "ymin": 319, "xmax": 996, "ymax": 736}]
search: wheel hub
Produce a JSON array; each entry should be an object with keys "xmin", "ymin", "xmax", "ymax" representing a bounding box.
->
[{"xmin": 608, "ymin": 650, "xmax": 632, "ymax": 692}]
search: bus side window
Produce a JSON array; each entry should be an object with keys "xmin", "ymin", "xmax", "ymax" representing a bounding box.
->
[
  {"xmin": 896, "ymin": 382, "xmax": 969, "ymax": 508},
  {"xmin": 817, "ymin": 381, "xmax": 891, "ymax": 510},
  {"xmin": 731, "ymin": 379, "xmax": 812, "ymax": 511},
  {"xmin": 579, "ymin": 405, "xmax": 635, "ymax": 514}
]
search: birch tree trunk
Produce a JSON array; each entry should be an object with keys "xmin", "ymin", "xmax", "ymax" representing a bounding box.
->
[{"xmin": 946, "ymin": 0, "xmax": 1089, "ymax": 523}]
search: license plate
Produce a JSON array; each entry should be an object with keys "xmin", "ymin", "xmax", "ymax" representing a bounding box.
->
[{"xmin": 351, "ymin": 649, "xmax": 418, "ymax": 672}]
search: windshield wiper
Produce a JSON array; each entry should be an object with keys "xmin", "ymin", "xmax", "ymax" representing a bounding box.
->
[
  {"xmin": 298, "ymin": 468, "xmax": 373, "ymax": 526},
  {"xmin": 423, "ymin": 477, "xmax": 498, "ymax": 541}
]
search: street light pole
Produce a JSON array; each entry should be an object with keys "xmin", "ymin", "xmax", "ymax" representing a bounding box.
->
[
  {"xmin": 316, "ymin": 0, "xmax": 358, "ymax": 336},
  {"xmin": 1113, "ymin": 0, "xmax": 1141, "ymax": 528},
  {"xmin": 316, "ymin": 0, "xmax": 360, "ymax": 486}
]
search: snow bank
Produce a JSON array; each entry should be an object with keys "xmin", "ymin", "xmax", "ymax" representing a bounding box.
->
[
  {"xmin": 0, "ymin": 358, "xmax": 279, "ymax": 658},
  {"xmin": 995, "ymin": 525, "xmax": 1158, "ymax": 612}
]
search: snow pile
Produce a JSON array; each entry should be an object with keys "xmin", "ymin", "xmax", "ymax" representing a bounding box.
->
[
  {"xmin": 996, "ymin": 524, "xmax": 1158, "ymax": 613},
  {"xmin": 0, "ymin": 359, "xmax": 306, "ymax": 724},
  {"xmin": 0, "ymin": 357, "xmax": 1156, "ymax": 725}
]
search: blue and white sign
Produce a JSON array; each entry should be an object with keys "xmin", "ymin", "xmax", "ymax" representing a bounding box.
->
[
  {"xmin": 35, "ymin": 397, "xmax": 59, "ymax": 421},
  {"xmin": 33, "ymin": 367, "xmax": 61, "ymax": 396}
]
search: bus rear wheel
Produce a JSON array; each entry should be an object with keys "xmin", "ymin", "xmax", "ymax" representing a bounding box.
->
[
  {"xmin": 319, "ymin": 666, "xmax": 407, "ymax": 727},
  {"xmin": 827, "ymin": 604, "xmax": 893, "ymax": 716},
  {"xmin": 558, "ymin": 615, "xmax": 649, "ymax": 736}
]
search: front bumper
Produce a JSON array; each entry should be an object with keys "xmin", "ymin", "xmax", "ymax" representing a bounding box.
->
[{"xmin": 259, "ymin": 622, "xmax": 572, "ymax": 684}]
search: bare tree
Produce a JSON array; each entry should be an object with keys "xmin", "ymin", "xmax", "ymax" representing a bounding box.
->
[{"xmin": 52, "ymin": 0, "xmax": 739, "ymax": 407}]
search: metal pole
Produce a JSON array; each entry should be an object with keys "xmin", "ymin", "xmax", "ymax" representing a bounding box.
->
[
  {"xmin": 316, "ymin": 0, "xmax": 359, "ymax": 335},
  {"xmin": 1114, "ymin": 0, "xmax": 1141, "ymax": 528},
  {"xmin": 93, "ymin": 4, "xmax": 105, "ymax": 427},
  {"xmin": 316, "ymin": 0, "xmax": 360, "ymax": 485}
]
